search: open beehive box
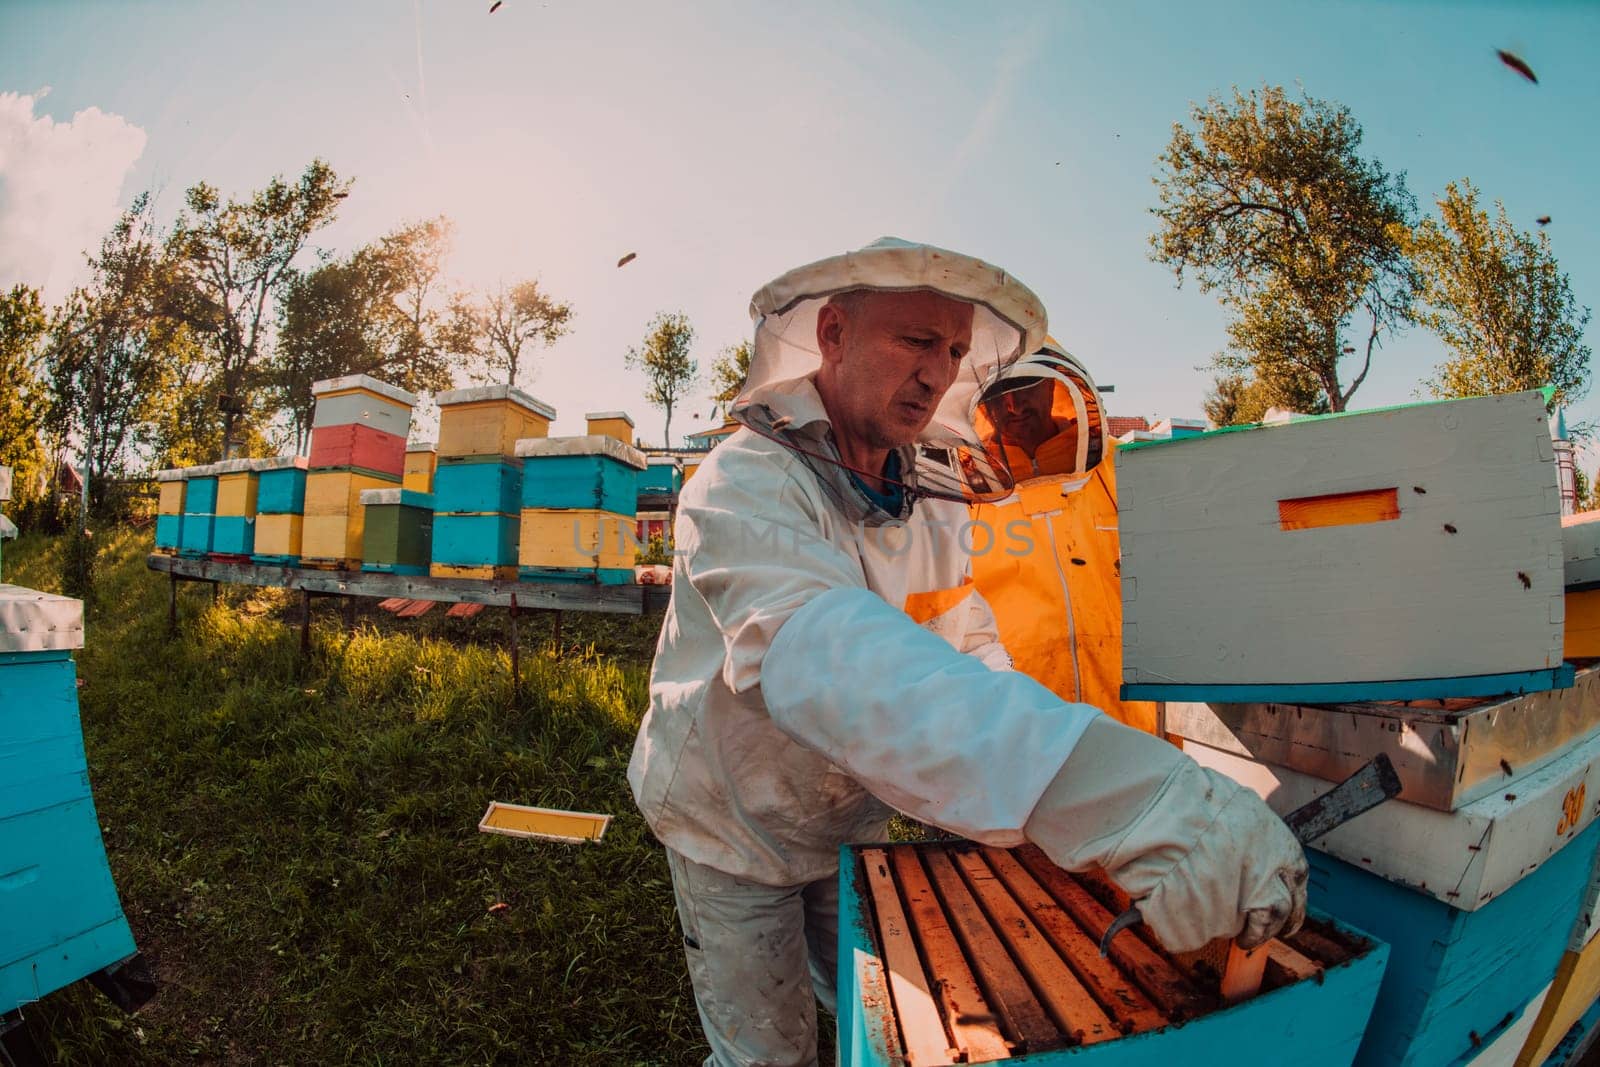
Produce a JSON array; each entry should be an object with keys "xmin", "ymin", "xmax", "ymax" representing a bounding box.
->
[{"xmin": 840, "ymin": 842, "xmax": 1388, "ymax": 1066}]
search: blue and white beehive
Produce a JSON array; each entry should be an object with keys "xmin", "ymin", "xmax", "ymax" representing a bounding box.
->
[
  {"xmin": 1185, "ymin": 715, "xmax": 1600, "ymax": 1065},
  {"xmin": 0, "ymin": 584, "xmax": 139, "ymax": 1017},
  {"xmin": 515, "ymin": 434, "xmax": 647, "ymax": 514}
]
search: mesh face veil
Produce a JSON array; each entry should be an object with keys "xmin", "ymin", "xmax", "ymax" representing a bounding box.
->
[
  {"xmin": 732, "ymin": 237, "xmax": 1047, "ymax": 512},
  {"xmin": 973, "ymin": 340, "xmax": 1106, "ymax": 483}
]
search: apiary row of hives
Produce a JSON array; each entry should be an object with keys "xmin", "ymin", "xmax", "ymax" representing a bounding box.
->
[{"xmin": 152, "ymin": 376, "xmax": 658, "ymax": 585}]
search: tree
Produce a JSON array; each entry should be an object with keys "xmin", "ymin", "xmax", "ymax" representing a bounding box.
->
[
  {"xmin": 272, "ymin": 218, "xmax": 461, "ymax": 450},
  {"xmin": 0, "ymin": 284, "xmax": 50, "ymax": 509},
  {"xmin": 378, "ymin": 216, "xmax": 455, "ymax": 394},
  {"xmin": 45, "ymin": 194, "xmax": 193, "ymax": 511},
  {"xmin": 709, "ymin": 339, "xmax": 752, "ymax": 408},
  {"xmin": 168, "ymin": 159, "xmax": 349, "ymax": 457},
  {"xmin": 1151, "ymin": 85, "xmax": 1417, "ymax": 413},
  {"xmin": 1403, "ymin": 179, "xmax": 1591, "ymax": 409},
  {"xmin": 442, "ymin": 279, "xmax": 573, "ymax": 388},
  {"xmin": 627, "ymin": 311, "xmax": 698, "ymax": 447}
]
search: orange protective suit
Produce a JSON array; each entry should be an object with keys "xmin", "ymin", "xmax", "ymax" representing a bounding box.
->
[{"xmin": 969, "ymin": 344, "xmax": 1158, "ymax": 734}]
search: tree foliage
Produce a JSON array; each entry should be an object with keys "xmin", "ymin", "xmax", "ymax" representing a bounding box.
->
[
  {"xmin": 1403, "ymin": 179, "xmax": 1591, "ymax": 409},
  {"xmin": 272, "ymin": 220, "xmax": 459, "ymax": 451},
  {"xmin": 443, "ymin": 279, "xmax": 573, "ymax": 389},
  {"xmin": 0, "ymin": 284, "xmax": 50, "ymax": 508},
  {"xmin": 168, "ymin": 159, "xmax": 349, "ymax": 456},
  {"xmin": 627, "ymin": 312, "xmax": 698, "ymax": 447},
  {"xmin": 708, "ymin": 339, "xmax": 751, "ymax": 407},
  {"xmin": 45, "ymin": 193, "xmax": 195, "ymax": 508},
  {"xmin": 1152, "ymin": 85, "xmax": 1416, "ymax": 413}
]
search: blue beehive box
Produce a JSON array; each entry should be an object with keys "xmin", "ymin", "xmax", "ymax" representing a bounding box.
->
[
  {"xmin": 210, "ymin": 515, "xmax": 255, "ymax": 556},
  {"xmin": 432, "ymin": 513, "xmax": 519, "ymax": 567},
  {"xmin": 184, "ymin": 469, "xmax": 218, "ymax": 514},
  {"xmin": 0, "ymin": 584, "xmax": 139, "ymax": 1016},
  {"xmin": 838, "ymin": 842, "xmax": 1389, "ymax": 1067},
  {"xmin": 514, "ymin": 435, "xmax": 647, "ymax": 513},
  {"xmin": 638, "ymin": 455, "xmax": 683, "ymax": 497},
  {"xmin": 433, "ymin": 457, "xmax": 523, "ymax": 515},
  {"xmin": 154, "ymin": 513, "xmax": 183, "ymax": 552},
  {"xmin": 178, "ymin": 513, "xmax": 214, "ymax": 558},
  {"xmin": 256, "ymin": 457, "xmax": 308, "ymax": 514}
]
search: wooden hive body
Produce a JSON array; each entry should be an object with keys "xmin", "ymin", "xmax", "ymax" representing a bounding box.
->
[
  {"xmin": 839, "ymin": 842, "xmax": 1387, "ymax": 1066},
  {"xmin": 431, "ymin": 513, "xmax": 519, "ymax": 570},
  {"xmin": 0, "ymin": 585, "xmax": 137, "ymax": 1015},
  {"xmin": 251, "ymin": 513, "xmax": 303, "ymax": 565},
  {"xmin": 403, "ymin": 444, "xmax": 437, "ymax": 494},
  {"xmin": 308, "ymin": 423, "xmax": 406, "ymax": 477},
  {"xmin": 516, "ymin": 435, "xmax": 646, "ymax": 514},
  {"xmin": 1518, "ymin": 845, "xmax": 1600, "ymax": 1065},
  {"xmin": 435, "ymin": 385, "xmax": 554, "ymax": 458},
  {"xmin": 178, "ymin": 466, "xmax": 218, "ymax": 558},
  {"xmin": 433, "ymin": 456, "xmax": 524, "ymax": 516},
  {"xmin": 1184, "ymin": 717, "xmax": 1600, "ymax": 1065},
  {"xmin": 154, "ymin": 466, "xmax": 185, "ymax": 554},
  {"xmin": 309, "ymin": 374, "xmax": 416, "ymax": 438},
  {"xmin": 584, "ymin": 411, "xmax": 635, "ymax": 444},
  {"xmin": 518, "ymin": 509, "xmax": 637, "ymax": 583},
  {"xmin": 302, "ymin": 466, "xmax": 400, "ymax": 568},
  {"xmin": 360, "ymin": 489, "xmax": 434, "ymax": 574},
  {"xmin": 255, "ymin": 458, "xmax": 308, "ymax": 515},
  {"xmin": 1118, "ymin": 390, "xmax": 1565, "ymax": 703}
]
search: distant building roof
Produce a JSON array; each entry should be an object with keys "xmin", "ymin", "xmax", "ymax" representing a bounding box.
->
[{"xmin": 1107, "ymin": 416, "xmax": 1150, "ymax": 438}]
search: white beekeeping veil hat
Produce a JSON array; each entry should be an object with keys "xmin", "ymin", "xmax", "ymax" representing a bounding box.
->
[{"xmin": 734, "ymin": 236, "xmax": 1047, "ymax": 505}]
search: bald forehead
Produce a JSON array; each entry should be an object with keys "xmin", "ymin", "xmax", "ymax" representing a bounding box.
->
[{"xmin": 833, "ymin": 289, "xmax": 975, "ymax": 340}]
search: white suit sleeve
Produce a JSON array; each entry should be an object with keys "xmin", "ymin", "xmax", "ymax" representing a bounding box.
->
[
  {"xmin": 677, "ymin": 457, "xmax": 1096, "ymax": 840},
  {"xmin": 763, "ymin": 588, "xmax": 1096, "ymax": 842}
]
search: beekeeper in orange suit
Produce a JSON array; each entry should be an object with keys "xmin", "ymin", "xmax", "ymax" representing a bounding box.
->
[{"xmin": 970, "ymin": 342, "xmax": 1158, "ymax": 734}]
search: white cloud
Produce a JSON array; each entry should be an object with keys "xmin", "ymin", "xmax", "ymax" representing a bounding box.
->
[{"xmin": 0, "ymin": 89, "xmax": 147, "ymax": 302}]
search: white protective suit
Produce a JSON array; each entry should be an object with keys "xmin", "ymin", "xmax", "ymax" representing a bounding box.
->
[{"xmin": 627, "ymin": 238, "xmax": 1306, "ymax": 1067}]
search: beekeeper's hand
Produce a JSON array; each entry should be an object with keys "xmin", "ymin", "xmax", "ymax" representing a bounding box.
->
[{"xmin": 1023, "ymin": 716, "xmax": 1308, "ymax": 953}]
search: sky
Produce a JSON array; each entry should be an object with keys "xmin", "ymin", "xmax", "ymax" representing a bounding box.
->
[{"xmin": 2, "ymin": 0, "xmax": 1597, "ymax": 452}]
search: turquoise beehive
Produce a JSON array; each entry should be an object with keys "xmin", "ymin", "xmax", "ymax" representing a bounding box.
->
[{"xmin": 0, "ymin": 584, "xmax": 139, "ymax": 1017}]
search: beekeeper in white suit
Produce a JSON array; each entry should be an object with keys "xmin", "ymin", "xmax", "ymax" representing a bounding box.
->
[{"xmin": 628, "ymin": 237, "xmax": 1307, "ymax": 1067}]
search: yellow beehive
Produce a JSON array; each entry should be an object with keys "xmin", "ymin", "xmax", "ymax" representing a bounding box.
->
[
  {"xmin": 304, "ymin": 469, "xmax": 399, "ymax": 516},
  {"xmin": 429, "ymin": 562, "xmax": 519, "ymax": 581},
  {"xmin": 584, "ymin": 410, "xmax": 635, "ymax": 445},
  {"xmin": 156, "ymin": 471, "xmax": 186, "ymax": 515},
  {"xmin": 682, "ymin": 459, "xmax": 702, "ymax": 482},
  {"xmin": 1565, "ymin": 589, "xmax": 1600, "ymax": 658},
  {"xmin": 404, "ymin": 444, "xmax": 437, "ymax": 494},
  {"xmin": 254, "ymin": 513, "xmax": 304, "ymax": 558},
  {"xmin": 436, "ymin": 385, "xmax": 555, "ymax": 458},
  {"xmin": 518, "ymin": 509, "xmax": 637, "ymax": 570},
  {"xmin": 301, "ymin": 514, "xmax": 367, "ymax": 565},
  {"xmin": 214, "ymin": 459, "xmax": 269, "ymax": 518}
]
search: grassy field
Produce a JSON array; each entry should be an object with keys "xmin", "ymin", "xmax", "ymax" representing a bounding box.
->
[{"xmin": 3, "ymin": 528, "xmax": 734, "ymax": 1065}]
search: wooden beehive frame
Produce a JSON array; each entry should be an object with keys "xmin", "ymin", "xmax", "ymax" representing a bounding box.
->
[{"xmin": 856, "ymin": 843, "xmax": 1359, "ymax": 1064}]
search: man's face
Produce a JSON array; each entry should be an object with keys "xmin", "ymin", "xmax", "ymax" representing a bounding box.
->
[
  {"xmin": 814, "ymin": 289, "xmax": 975, "ymax": 451},
  {"xmin": 989, "ymin": 378, "xmax": 1057, "ymax": 454}
]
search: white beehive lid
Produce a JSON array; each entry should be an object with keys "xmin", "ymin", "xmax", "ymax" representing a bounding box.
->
[
  {"xmin": 310, "ymin": 374, "xmax": 418, "ymax": 407},
  {"xmin": 435, "ymin": 385, "xmax": 556, "ymax": 421},
  {"xmin": 0, "ymin": 584, "xmax": 84, "ymax": 652},
  {"xmin": 584, "ymin": 411, "xmax": 635, "ymax": 427},
  {"xmin": 514, "ymin": 434, "xmax": 648, "ymax": 471},
  {"xmin": 257, "ymin": 455, "xmax": 309, "ymax": 472},
  {"xmin": 155, "ymin": 468, "xmax": 190, "ymax": 482}
]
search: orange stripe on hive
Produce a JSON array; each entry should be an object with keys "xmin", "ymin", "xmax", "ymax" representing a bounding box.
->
[{"xmin": 1277, "ymin": 488, "xmax": 1399, "ymax": 531}]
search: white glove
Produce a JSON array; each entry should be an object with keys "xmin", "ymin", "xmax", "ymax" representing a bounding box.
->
[{"xmin": 1023, "ymin": 716, "xmax": 1308, "ymax": 953}]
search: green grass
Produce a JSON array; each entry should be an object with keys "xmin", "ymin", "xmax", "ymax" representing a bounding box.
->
[{"xmin": 4, "ymin": 529, "xmax": 717, "ymax": 1065}]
